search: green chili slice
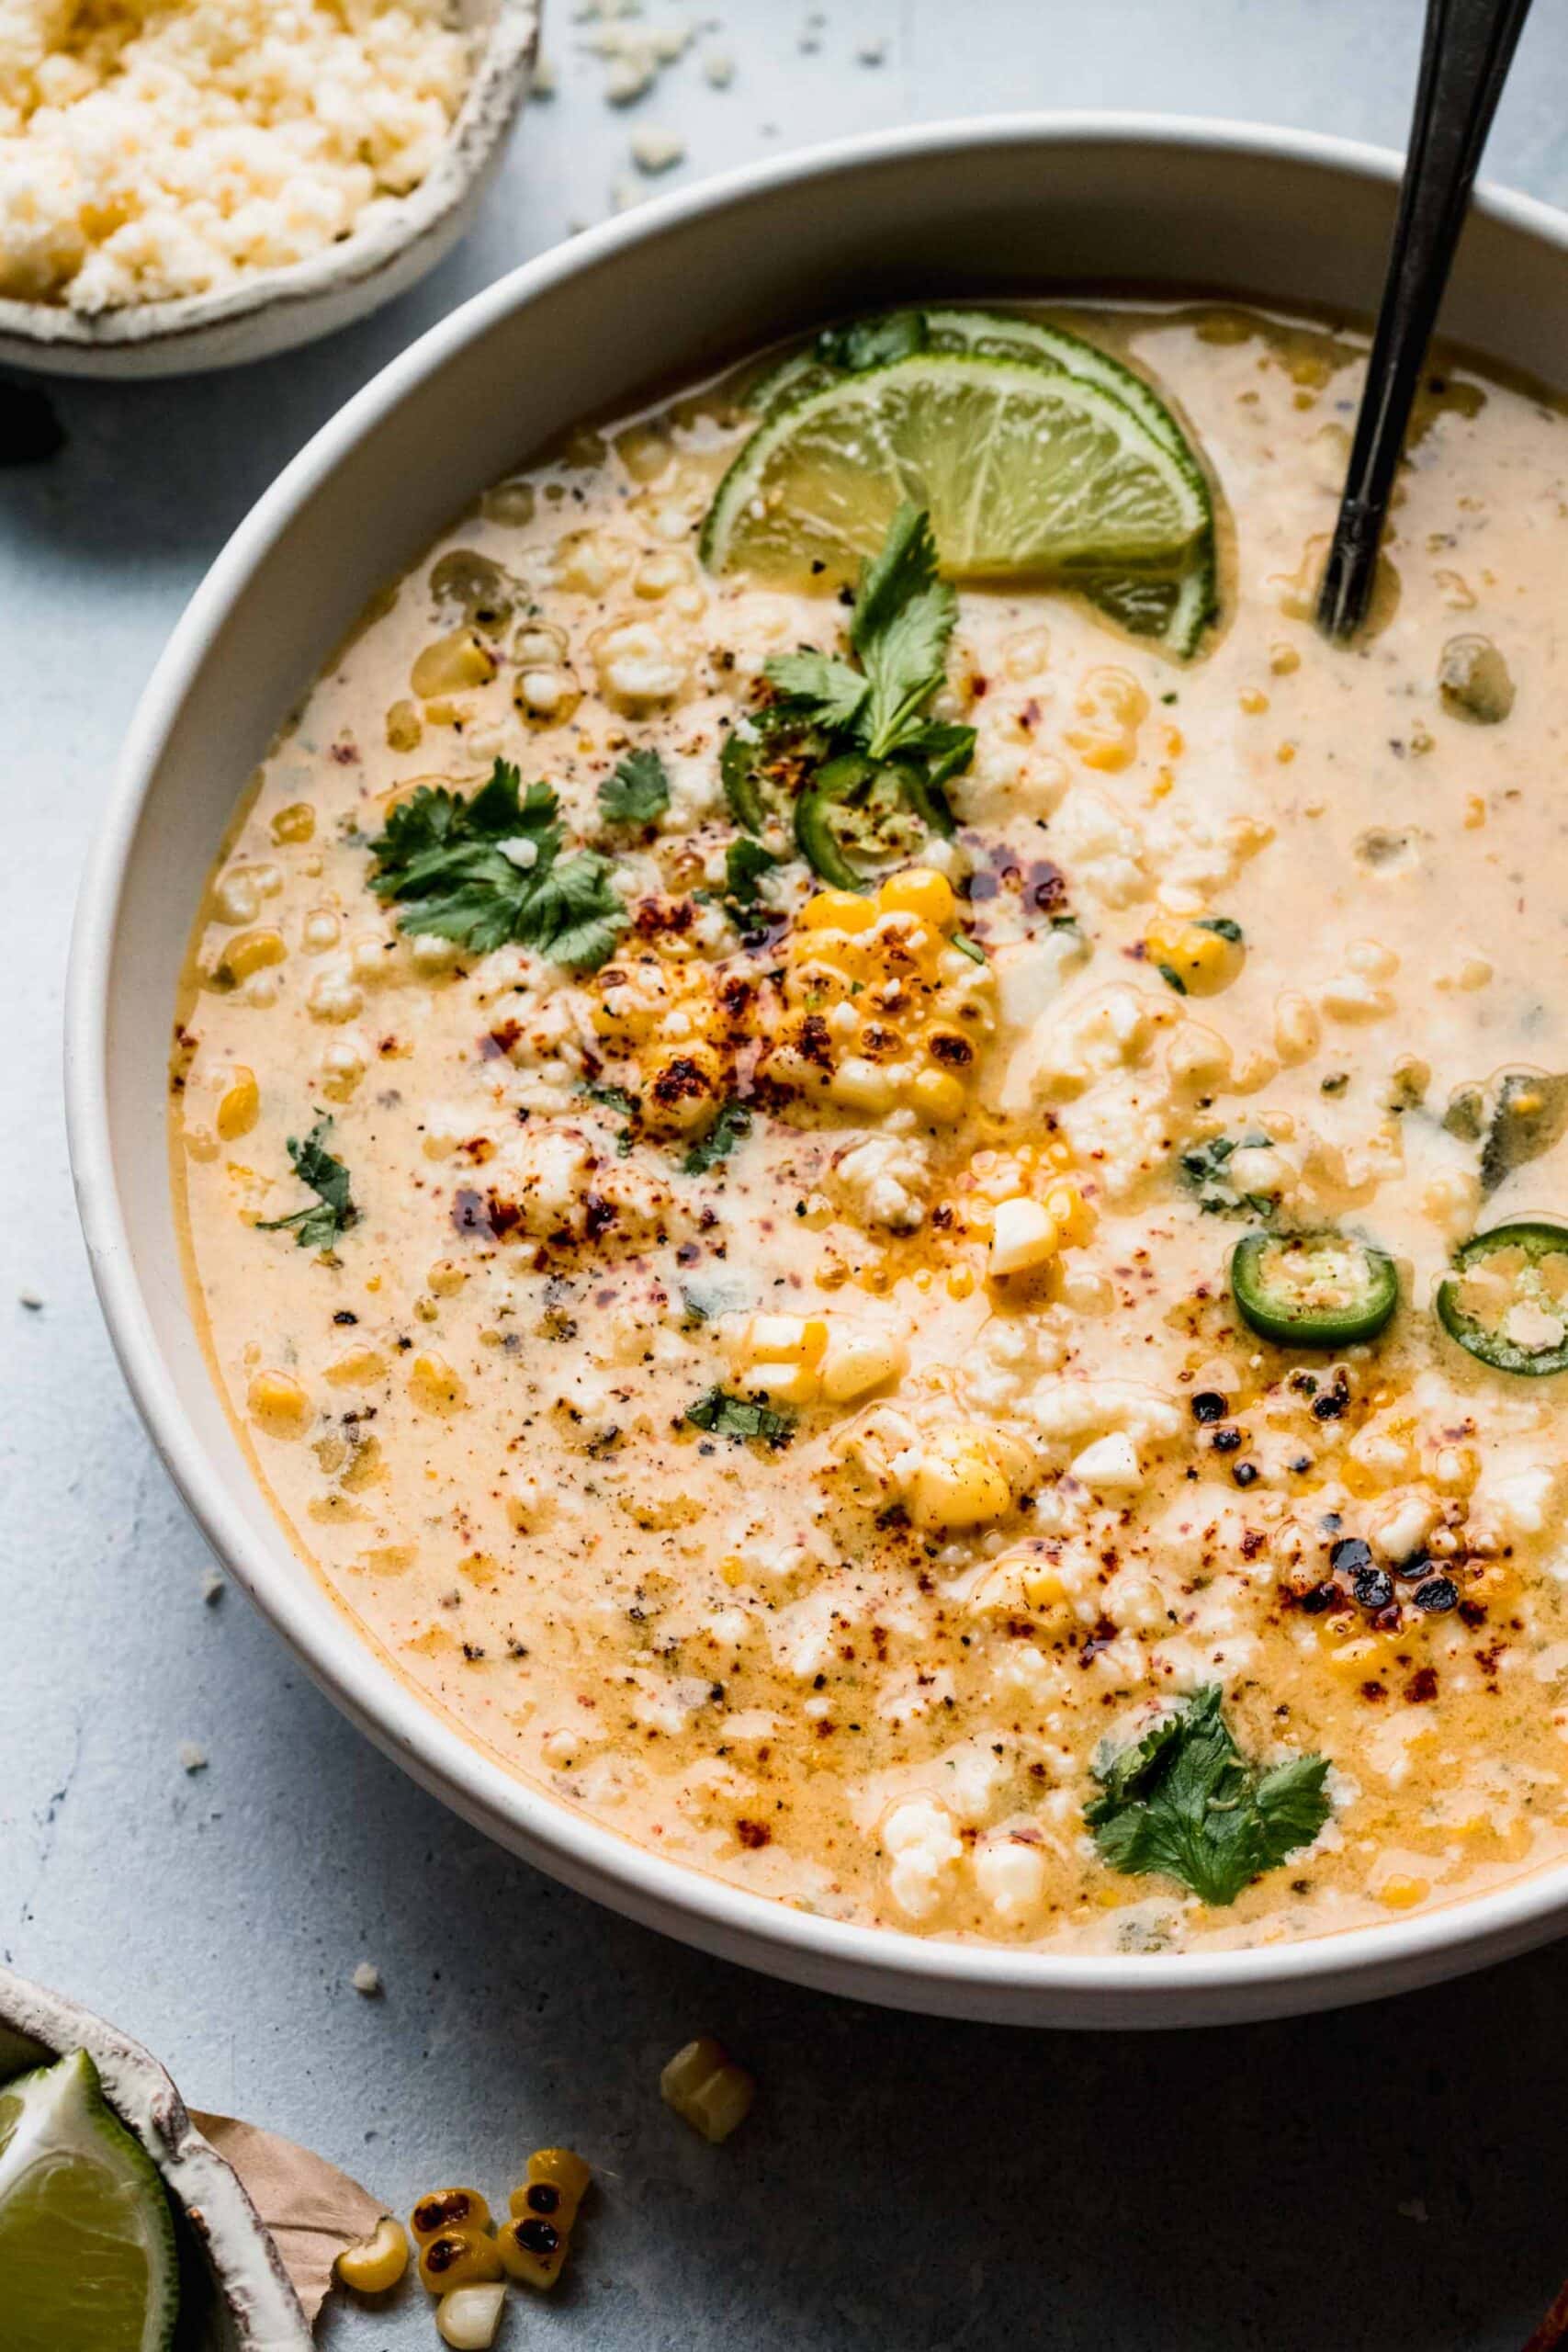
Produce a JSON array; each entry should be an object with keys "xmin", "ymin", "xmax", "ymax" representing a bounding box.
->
[
  {"xmin": 721, "ymin": 728, "xmax": 772, "ymax": 835},
  {"xmin": 1230, "ymin": 1229, "xmax": 1399, "ymax": 1347},
  {"xmin": 793, "ymin": 754, "xmax": 954, "ymax": 889},
  {"xmin": 1436, "ymin": 1219, "xmax": 1568, "ymax": 1375}
]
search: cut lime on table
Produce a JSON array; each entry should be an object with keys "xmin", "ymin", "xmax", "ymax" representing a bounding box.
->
[
  {"xmin": 714, "ymin": 334, "xmax": 1217, "ymax": 656},
  {"xmin": 0, "ymin": 2048, "xmax": 179, "ymax": 2352}
]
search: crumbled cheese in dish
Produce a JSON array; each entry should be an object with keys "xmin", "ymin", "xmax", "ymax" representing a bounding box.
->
[{"xmin": 0, "ymin": 0, "xmax": 470, "ymax": 309}]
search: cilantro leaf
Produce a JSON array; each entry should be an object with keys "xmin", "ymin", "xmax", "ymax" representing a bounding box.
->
[
  {"xmin": 1085, "ymin": 1685, "xmax": 1330, "ymax": 1906},
  {"xmin": 682, "ymin": 1098, "xmax": 752, "ymax": 1174},
  {"xmin": 762, "ymin": 650, "xmax": 870, "ymax": 735},
  {"xmin": 367, "ymin": 759, "xmax": 626, "ymax": 969},
  {"xmin": 598, "ymin": 747, "xmax": 671, "ymax": 827},
  {"xmin": 257, "ymin": 1115, "xmax": 358, "ymax": 1251},
  {"xmin": 685, "ymin": 1385, "xmax": 795, "ymax": 1446},
  {"xmin": 724, "ymin": 834, "xmax": 779, "ymax": 915},
  {"xmin": 851, "ymin": 503, "xmax": 960, "ymax": 759}
]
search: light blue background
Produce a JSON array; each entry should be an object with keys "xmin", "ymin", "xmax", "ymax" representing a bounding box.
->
[{"xmin": 6, "ymin": 6, "xmax": 1568, "ymax": 2345}]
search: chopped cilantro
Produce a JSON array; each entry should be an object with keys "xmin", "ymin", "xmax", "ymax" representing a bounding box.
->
[
  {"xmin": 1179, "ymin": 1132, "xmax": 1274, "ymax": 1218},
  {"xmin": 1085, "ymin": 1684, "xmax": 1330, "ymax": 1906},
  {"xmin": 685, "ymin": 1385, "xmax": 795, "ymax": 1446},
  {"xmin": 257, "ymin": 1115, "xmax": 357, "ymax": 1251},
  {"xmin": 597, "ymin": 746, "xmax": 671, "ymax": 828},
  {"xmin": 815, "ymin": 310, "xmax": 929, "ymax": 372},
  {"xmin": 1156, "ymin": 961, "xmax": 1188, "ymax": 995},
  {"xmin": 682, "ymin": 1098, "xmax": 752, "ymax": 1174},
  {"xmin": 723, "ymin": 835, "xmax": 779, "ymax": 918},
  {"xmin": 584, "ymin": 1081, "xmax": 639, "ymax": 1118},
  {"xmin": 1196, "ymin": 916, "xmax": 1244, "ymax": 944},
  {"xmin": 367, "ymin": 759, "xmax": 626, "ymax": 970},
  {"xmin": 952, "ymin": 932, "xmax": 987, "ymax": 965}
]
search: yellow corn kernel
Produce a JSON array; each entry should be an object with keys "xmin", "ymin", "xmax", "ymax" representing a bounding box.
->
[
  {"xmin": 411, "ymin": 628, "xmax": 498, "ymax": 699},
  {"xmin": 247, "ymin": 1371, "xmax": 310, "ymax": 1439},
  {"xmin": 908, "ymin": 1068, "xmax": 968, "ymax": 1125},
  {"xmin": 946, "ymin": 1263, "xmax": 976, "ymax": 1300},
  {"xmin": 334, "ymin": 2216, "xmax": 410, "ymax": 2296},
  {"xmin": 418, "ymin": 2233, "xmax": 503, "ymax": 2294},
  {"xmin": 987, "ymin": 1195, "xmax": 1060, "ymax": 1279},
  {"xmin": 218, "ymin": 928, "xmax": 286, "ymax": 985},
  {"xmin": 660, "ymin": 2035, "xmax": 755, "ymax": 2143},
  {"xmin": 427, "ymin": 1258, "xmax": 468, "ymax": 1297},
  {"xmin": 798, "ymin": 888, "xmax": 876, "ymax": 933},
  {"xmin": 1021, "ymin": 1561, "xmax": 1069, "ymax": 1611},
  {"xmin": 742, "ymin": 1312, "xmax": 829, "ymax": 1368},
  {"xmin": 385, "ymin": 698, "xmax": 423, "ymax": 752},
  {"xmin": 640, "ymin": 1040, "xmax": 728, "ymax": 1136},
  {"xmin": 409, "ymin": 1353, "xmax": 465, "ymax": 1414},
  {"xmin": 1065, "ymin": 666, "xmax": 1149, "ymax": 770},
  {"xmin": 818, "ymin": 1323, "xmax": 908, "ymax": 1405},
  {"xmin": 878, "ymin": 867, "xmax": 955, "ymax": 927},
  {"xmin": 216, "ymin": 1069, "xmax": 259, "ymax": 1140},
  {"xmin": 271, "ymin": 800, "xmax": 316, "ymax": 844},
  {"xmin": 1376, "ymin": 1873, "xmax": 1430, "ymax": 1910},
  {"xmin": 324, "ymin": 1346, "xmax": 388, "ymax": 1387},
  {"xmin": 1043, "ymin": 1181, "xmax": 1094, "ymax": 1247},
  {"xmin": 829, "ymin": 1057, "xmax": 898, "ymax": 1114},
  {"xmin": 1239, "ymin": 685, "xmax": 1269, "ymax": 715},
  {"xmin": 435, "ymin": 2286, "xmax": 506, "ymax": 2349},
  {"xmin": 908, "ymin": 1426, "xmax": 1013, "ymax": 1531},
  {"xmin": 499, "ymin": 2147, "xmax": 592, "ymax": 2290},
  {"xmin": 1145, "ymin": 917, "xmax": 1243, "ymax": 996},
  {"xmin": 411, "ymin": 2189, "xmax": 492, "ymax": 2246}
]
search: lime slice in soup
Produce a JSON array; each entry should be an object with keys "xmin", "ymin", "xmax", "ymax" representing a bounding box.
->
[
  {"xmin": 0, "ymin": 2049, "xmax": 179, "ymax": 2352},
  {"xmin": 703, "ymin": 350, "xmax": 1214, "ymax": 654}
]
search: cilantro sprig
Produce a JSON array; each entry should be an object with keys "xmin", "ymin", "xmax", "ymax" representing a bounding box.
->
[
  {"xmin": 1085, "ymin": 1685, "xmax": 1330, "ymax": 1907},
  {"xmin": 367, "ymin": 760, "xmax": 626, "ymax": 970},
  {"xmin": 257, "ymin": 1115, "xmax": 358, "ymax": 1252},
  {"xmin": 727, "ymin": 504, "xmax": 976, "ymax": 888}
]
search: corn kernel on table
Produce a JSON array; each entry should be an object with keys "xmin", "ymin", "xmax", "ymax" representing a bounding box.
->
[{"xmin": 6, "ymin": 5, "xmax": 1568, "ymax": 2346}]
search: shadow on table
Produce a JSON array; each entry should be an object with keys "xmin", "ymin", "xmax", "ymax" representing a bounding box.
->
[{"xmin": 304, "ymin": 1698, "xmax": 1568, "ymax": 2352}]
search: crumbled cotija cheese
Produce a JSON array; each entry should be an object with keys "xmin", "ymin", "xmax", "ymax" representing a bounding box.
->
[{"xmin": 0, "ymin": 0, "xmax": 470, "ymax": 309}]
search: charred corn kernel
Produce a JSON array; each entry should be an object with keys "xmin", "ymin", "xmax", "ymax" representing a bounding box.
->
[
  {"xmin": 908, "ymin": 1426, "xmax": 1013, "ymax": 1531},
  {"xmin": 818, "ymin": 1322, "xmax": 909, "ymax": 1404},
  {"xmin": 334, "ymin": 2216, "xmax": 410, "ymax": 2296},
  {"xmin": 412, "ymin": 628, "xmax": 497, "ymax": 699},
  {"xmin": 412, "ymin": 2189, "xmax": 492, "ymax": 2245},
  {"xmin": 641, "ymin": 1039, "xmax": 728, "ymax": 1136},
  {"xmin": 324, "ymin": 1346, "xmax": 387, "ymax": 1387},
  {"xmin": 418, "ymin": 2233, "xmax": 503, "ymax": 2293},
  {"xmin": 409, "ymin": 1353, "xmax": 465, "ymax": 1413},
  {"xmin": 908, "ymin": 1068, "xmax": 967, "ymax": 1125},
  {"xmin": 879, "ymin": 866, "xmax": 955, "ymax": 926},
  {"xmin": 271, "ymin": 800, "xmax": 317, "ymax": 844},
  {"xmin": 435, "ymin": 2285, "xmax": 507, "ymax": 2347},
  {"xmin": 660, "ymin": 2035, "xmax": 755, "ymax": 2143},
  {"xmin": 1145, "ymin": 916, "xmax": 1243, "ymax": 996},
  {"xmin": 385, "ymin": 699, "xmax": 423, "ymax": 752},
  {"xmin": 216, "ymin": 1068, "xmax": 259, "ymax": 1139},
  {"xmin": 799, "ymin": 888, "xmax": 876, "ymax": 933},
  {"xmin": 1376, "ymin": 1873, "xmax": 1430, "ymax": 1910},
  {"xmin": 987, "ymin": 1195, "xmax": 1059, "ymax": 1279},
  {"xmin": 218, "ymin": 928, "xmax": 287, "ymax": 985},
  {"xmin": 499, "ymin": 2147, "xmax": 592, "ymax": 2290},
  {"xmin": 247, "ymin": 1371, "xmax": 310, "ymax": 1438}
]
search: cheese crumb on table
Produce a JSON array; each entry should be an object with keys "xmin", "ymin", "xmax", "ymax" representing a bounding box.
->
[{"xmin": 0, "ymin": 0, "xmax": 472, "ymax": 310}]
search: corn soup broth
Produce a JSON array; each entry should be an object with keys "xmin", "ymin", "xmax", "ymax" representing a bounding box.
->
[{"xmin": 174, "ymin": 304, "xmax": 1568, "ymax": 1953}]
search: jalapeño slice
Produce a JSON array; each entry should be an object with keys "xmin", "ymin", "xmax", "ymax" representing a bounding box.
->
[
  {"xmin": 1436, "ymin": 1219, "xmax": 1568, "ymax": 1375},
  {"xmin": 1230, "ymin": 1229, "xmax": 1399, "ymax": 1347},
  {"xmin": 793, "ymin": 753, "xmax": 943, "ymax": 891}
]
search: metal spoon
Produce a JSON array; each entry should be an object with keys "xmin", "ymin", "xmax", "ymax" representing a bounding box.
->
[{"xmin": 1316, "ymin": 0, "xmax": 1535, "ymax": 640}]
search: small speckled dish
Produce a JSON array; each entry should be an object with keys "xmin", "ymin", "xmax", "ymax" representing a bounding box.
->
[{"xmin": 0, "ymin": 0, "xmax": 537, "ymax": 380}]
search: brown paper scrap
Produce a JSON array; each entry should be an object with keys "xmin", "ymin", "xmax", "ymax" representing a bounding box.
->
[{"xmin": 191, "ymin": 2110, "xmax": 388, "ymax": 2325}]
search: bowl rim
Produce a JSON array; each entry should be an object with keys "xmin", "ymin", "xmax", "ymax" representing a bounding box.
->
[
  {"xmin": 0, "ymin": 0, "xmax": 538, "ymax": 353},
  {"xmin": 65, "ymin": 108, "xmax": 1568, "ymax": 2022}
]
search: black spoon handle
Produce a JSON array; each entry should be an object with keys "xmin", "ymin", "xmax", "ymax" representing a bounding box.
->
[{"xmin": 1317, "ymin": 0, "xmax": 1534, "ymax": 640}]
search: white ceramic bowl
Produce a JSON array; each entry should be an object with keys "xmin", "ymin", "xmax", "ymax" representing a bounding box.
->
[
  {"xmin": 66, "ymin": 115, "xmax": 1568, "ymax": 2026},
  {"xmin": 0, "ymin": 0, "xmax": 536, "ymax": 379}
]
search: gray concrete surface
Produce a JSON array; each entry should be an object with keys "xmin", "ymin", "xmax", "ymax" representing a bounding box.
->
[{"xmin": 6, "ymin": 4, "xmax": 1568, "ymax": 2345}]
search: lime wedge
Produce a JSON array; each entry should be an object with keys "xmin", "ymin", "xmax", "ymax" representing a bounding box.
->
[
  {"xmin": 0, "ymin": 2049, "xmax": 179, "ymax": 2352},
  {"xmin": 728, "ymin": 318, "xmax": 1216, "ymax": 656},
  {"xmin": 704, "ymin": 351, "xmax": 1213, "ymax": 648}
]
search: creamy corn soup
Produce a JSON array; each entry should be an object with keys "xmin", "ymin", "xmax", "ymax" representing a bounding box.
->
[{"xmin": 174, "ymin": 302, "xmax": 1568, "ymax": 1954}]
